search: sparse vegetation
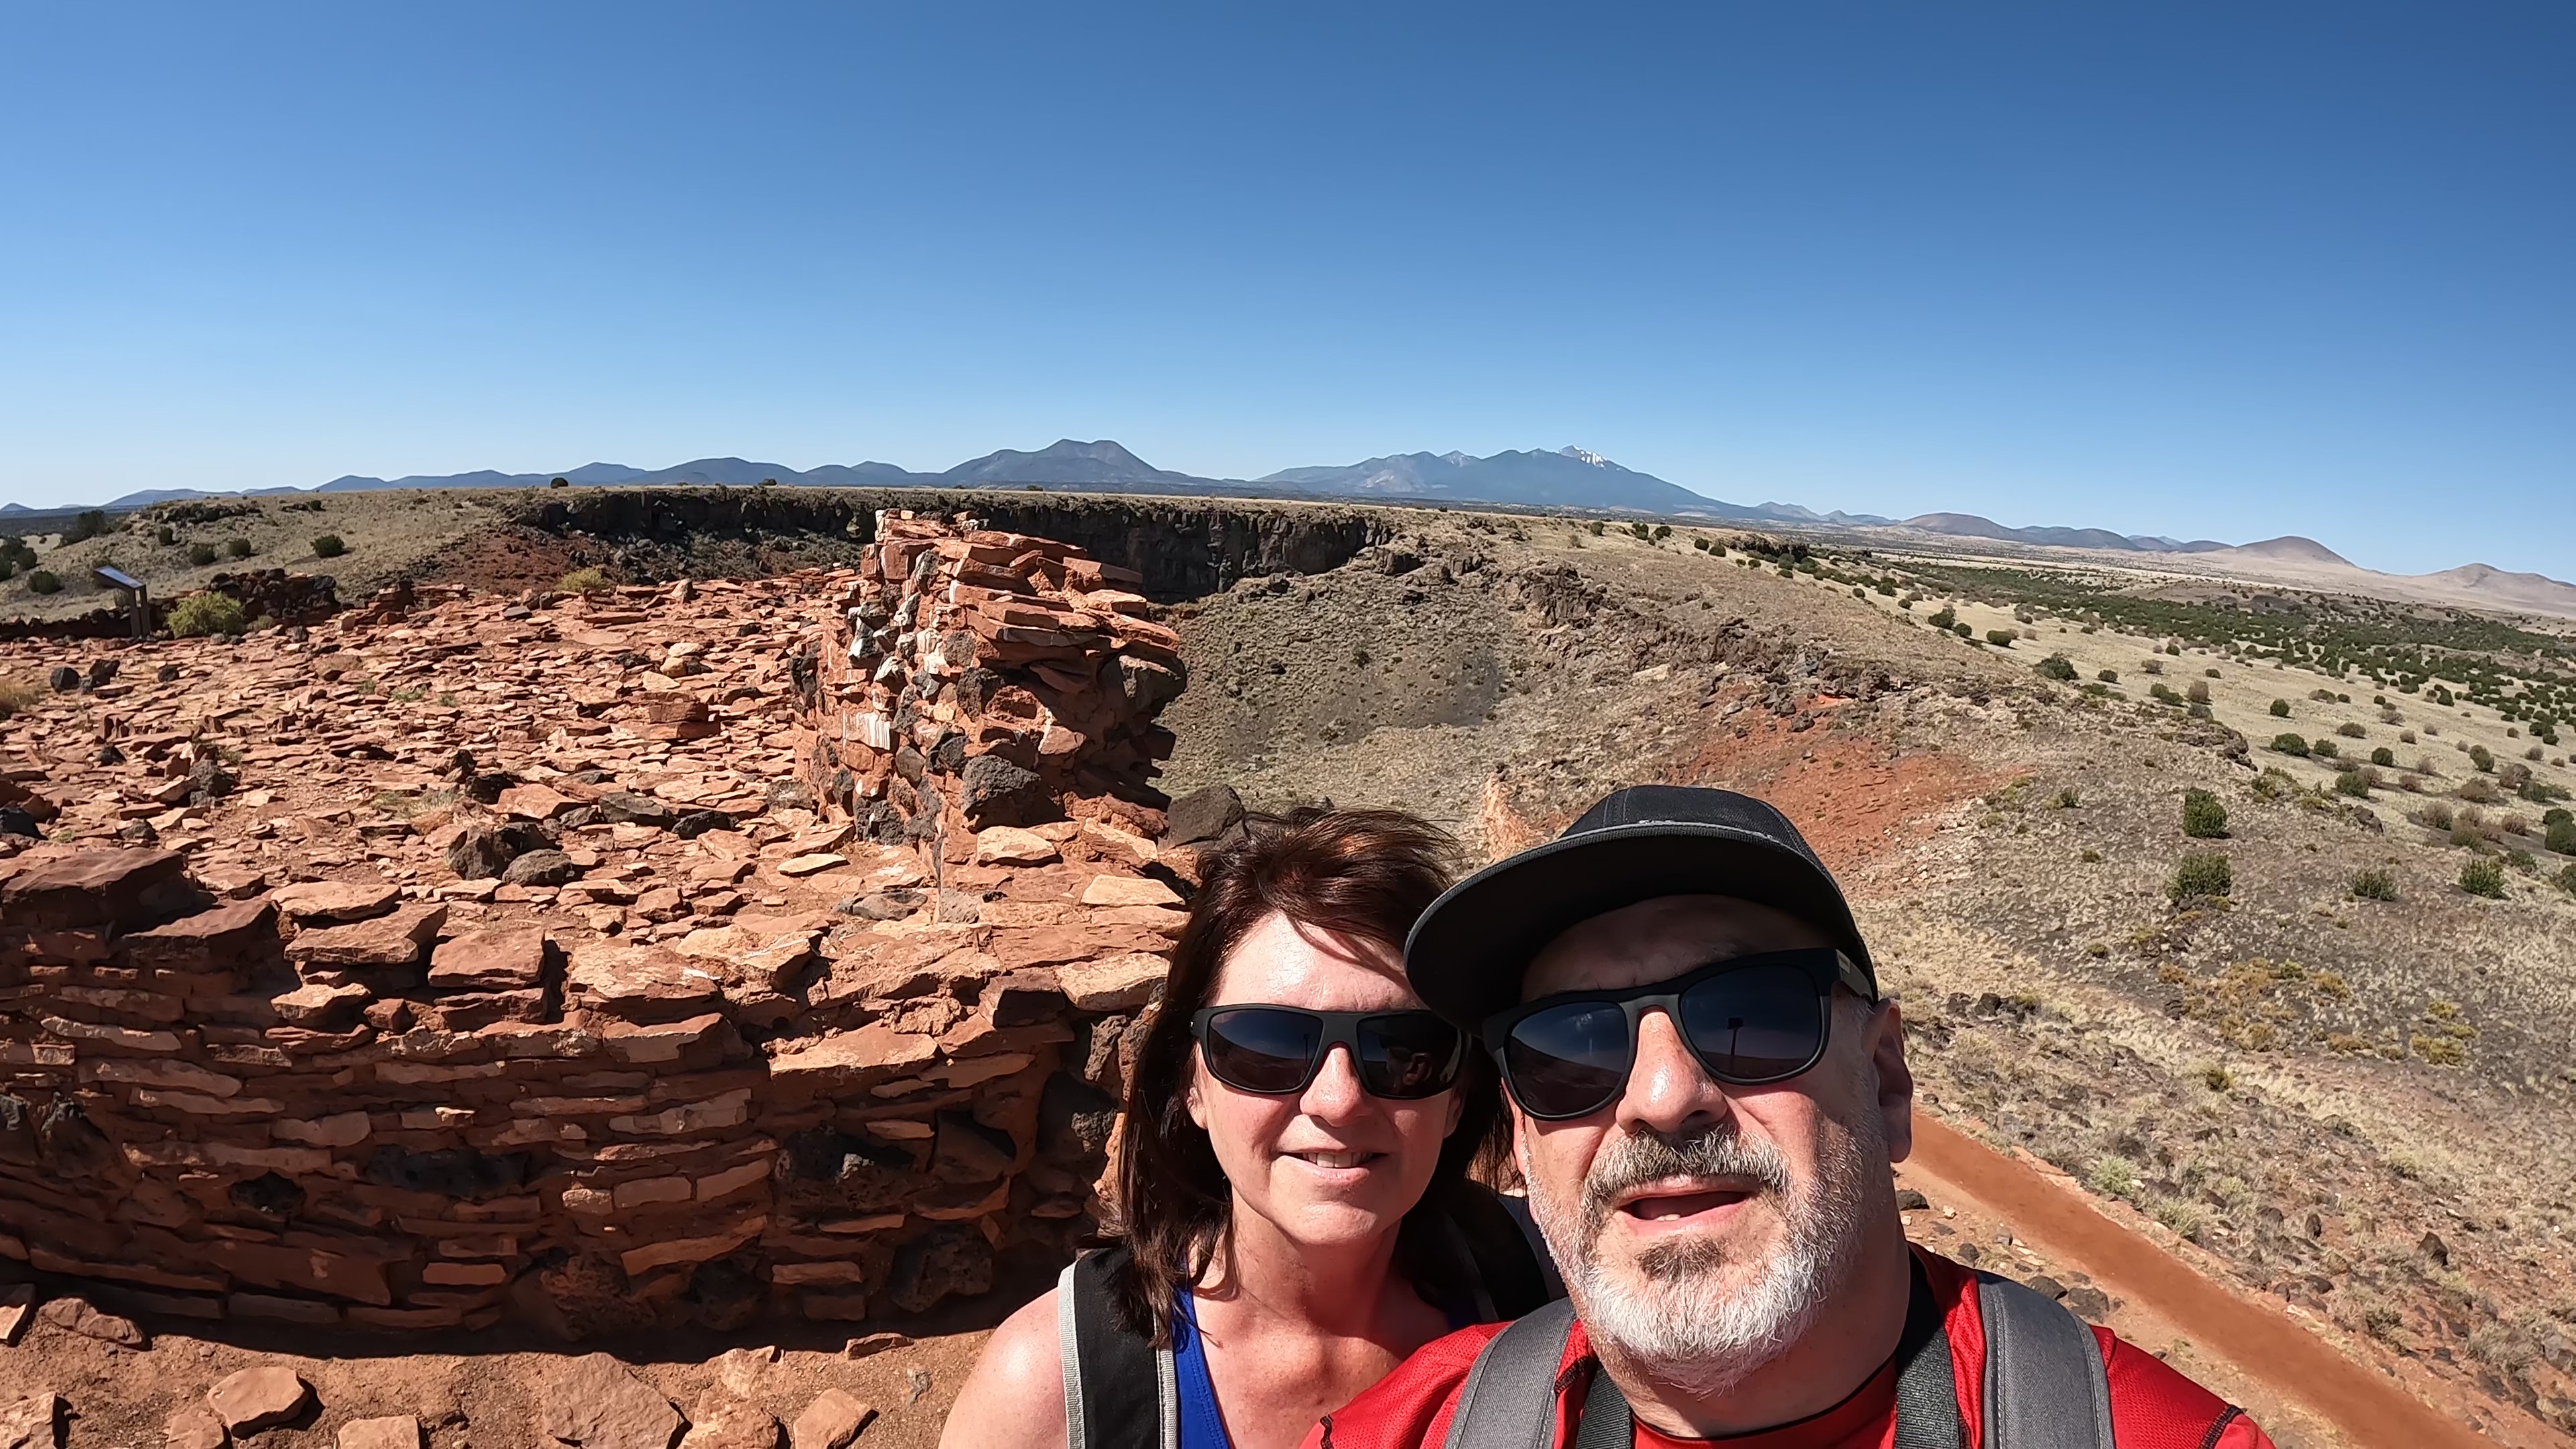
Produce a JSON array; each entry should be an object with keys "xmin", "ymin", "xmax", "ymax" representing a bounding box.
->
[
  {"xmin": 1985, "ymin": 629, "xmax": 2015, "ymax": 649},
  {"xmin": 311, "ymin": 534, "xmax": 347, "ymax": 558},
  {"xmin": 2182, "ymin": 789, "xmax": 2229, "ymax": 839},
  {"xmin": 2271, "ymin": 733, "xmax": 2310, "ymax": 757},
  {"xmin": 2169, "ymin": 852, "xmax": 2233, "ymax": 902},
  {"xmin": 223, "ymin": 537, "xmax": 254, "ymax": 559},
  {"xmin": 2034, "ymin": 654, "xmax": 2076, "ymax": 681},
  {"xmin": 186, "ymin": 543, "xmax": 218, "ymax": 566},
  {"xmin": 2350, "ymin": 867, "xmax": 2398, "ymax": 901},
  {"xmin": 26, "ymin": 570, "xmax": 61, "ymax": 595},
  {"xmin": 2459, "ymin": 856, "xmax": 2506, "ymax": 899},
  {"xmin": 559, "ymin": 566, "xmax": 610, "ymax": 593},
  {"xmin": 166, "ymin": 591, "xmax": 250, "ymax": 637}
]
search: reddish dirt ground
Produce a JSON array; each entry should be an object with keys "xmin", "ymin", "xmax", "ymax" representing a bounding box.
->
[{"xmin": 1675, "ymin": 698, "xmax": 2008, "ymax": 876}]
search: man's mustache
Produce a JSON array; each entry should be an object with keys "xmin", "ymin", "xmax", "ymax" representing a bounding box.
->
[{"xmin": 1580, "ymin": 1123, "xmax": 1794, "ymax": 1230}]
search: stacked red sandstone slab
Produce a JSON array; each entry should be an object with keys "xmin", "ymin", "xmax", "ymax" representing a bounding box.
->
[
  {"xmin": 0, "ymin": 547, "xmax": 1189, "ymax": 1340},
  {"xmin": 803, "ymin": 510, "xmax": 1185, "ymax": 851}
]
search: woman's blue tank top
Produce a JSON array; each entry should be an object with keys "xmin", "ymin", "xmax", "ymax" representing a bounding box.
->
[
  {"xmin": 1169, "ymin": 1289, "xmax": 1472, "ymax": 1448},
  {"xmin": 1171, "ymin": 1289, "xmax": 1232, "ymax": 1448}
]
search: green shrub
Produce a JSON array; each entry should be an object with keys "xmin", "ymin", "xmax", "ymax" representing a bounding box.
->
[
  {"xmin": 1587, "ymin": 520, "xmax": 1605, "ymax": 536},
  {"xmin": 550, "ymin": 476, "xmax": 570, "ymax": 488},
  {"xmin": 2269, "ymin": 699, "xmax": 2290, "ymax": 717},
  {"xmin": 2371, "ymin": 747, "xmax": 2396, "ymax": 767},
  {"xmin": 1693, "ymin": 536, "xmax": 1710, "ymax": 551},
  {"xmin": 2169, "ymin": 853, "xmax": 2233, "ymax": 901},
  {"xmin": 1953, "ymin": 622, "xmax": 1973, "ymax": 639},
  {"xmin": 26, "ymin": 570, "xmax": 60, "ymax": 595},
  {"xmin": 2097, "ymin": 668, "xmax": 2118, "ymax": 684},
  {"xmin": 223, "ymin": 537, "xmax": 253, "ymax": 559},
  {"xmin": 166, "ymin": 591, "xmax": 249, "ymax": 637},
  {"xmin": 2034, "ymin": 655, "xmax": 2077, "ymax": 682},
  {"xmin": 1927, "ymin": 606, "xmax": 1956, "ymax": 631},
  {"xmin": 311, "ymin": 534, "xmax": 346, "ymax": 558},
  {"xmin": 2559, "ymin": 862, "xmax": 2576, "ymax": 896},
  {"xmin": 1985, "ymin": 629, "xmax": 2016, "ymax": 649},
  {"xmin": 2459, "ymin": 856, "xmax": 2506, "ymax": 899},
  {"xmin": 2336, "ymin": 722, "xmax": 2366, "ymax": 739},
  {"xmin": 2333, "ymin": 769, "xmax": 2373, "ymax": 798},
  {"xmin": 62, "ymin": 509, "xmax": 109, "ymax": 544},
  {"xmin": 2149, "ymin": 682, "xmax": 2180, "ymax": 704},
  {"xmin": 2546, "ymin": 818, "xmax": 2576, "ymax": 856},
  {"xmin": 2085, "ymin": 1156, "xmax": 2140, "ymax": 1199},
  {"xmin": 558, "ymin": 566, "xmax": 610, "ymax": 593},
  {"xmin": 2350, "ymin": 868, "xmax": 2398, "ymax": 901},
  {"xmin": 186, "ymin": 543, "xmax": 217, "ymax": 566},
  {"xmin": 2186, "ymin": 680, "xmax": 2211, "ymax": 704},
  {"xmin": 2469, "ymin": 745, "xmax": 2495, "ymax": 773},
  {"xmin": 155, "ymin": 525, "xmax": 176, "ymax": 545},
  {"xmin": 2312, "ymin": 739, "xmax": 2340, "ymax": 760},
  {"xmin": 2271, "ymin": 733, "xmax": 2310, "ymax": 757},
  {"xmin": 2182, "ymin": 789, "xmax": 2229, "ymax": 839}
]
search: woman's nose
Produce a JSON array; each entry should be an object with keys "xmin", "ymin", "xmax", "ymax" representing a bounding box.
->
[{"xmin": 1299, "ymin": 1044, "xmax": 1368, "ymax": 1120}]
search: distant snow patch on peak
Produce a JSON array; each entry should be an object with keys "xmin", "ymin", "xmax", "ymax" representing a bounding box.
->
[{"xmin": 1557, "ymin": 447, "xmax": 1609, "ymax": 466}]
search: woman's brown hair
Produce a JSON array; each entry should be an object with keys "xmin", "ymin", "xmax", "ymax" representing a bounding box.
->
[{"xmin": 1107, "ymin": 806, "xmax": 1509, "ymax": 1346}]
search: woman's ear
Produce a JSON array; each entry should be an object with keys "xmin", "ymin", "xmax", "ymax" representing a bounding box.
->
[
  {"xmin": 1442, "ymin": 1087, "xmax": 1464, "ymax": 1138},
  {"xmin": 1185, "ymin": 1056, "xmax": 1210, "ymax": 1131}
]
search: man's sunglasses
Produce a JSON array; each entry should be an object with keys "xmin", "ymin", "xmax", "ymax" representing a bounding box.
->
[
  {"xmin": 1189, "ymin": 1006, "xmax": 1467, "ymax": 1100},
  {"xmin": 1481, "ymin": 948, "xmax": 1876, "ymax": 1121}
]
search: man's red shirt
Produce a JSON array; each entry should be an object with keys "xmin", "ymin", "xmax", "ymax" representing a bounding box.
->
[{"xmin": 1303, "ymin": 1248, "xmax": 2273, "ymax": 1449}]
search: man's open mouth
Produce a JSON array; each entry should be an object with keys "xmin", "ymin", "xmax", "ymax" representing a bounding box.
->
[{"xmin": 1611, "ymin": 1179, "xmax": 1758, "ymax": 1223}]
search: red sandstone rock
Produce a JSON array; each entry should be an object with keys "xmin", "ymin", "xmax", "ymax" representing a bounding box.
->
[
  {"xmin": 338, "ymin": 1417, "xmax": 423, "ymax": 1449},
  {"xmin": 426, "ymin": 924, "xmax": 554, "ymax": 991},
  {"xmin": 539, "ymin": 1354, "xmax": 682, "ymax": 1449},
  {"xmin": 164, "ymin": 1403, "xmax": 227, "ymax": 1449},
  {"xmin": 678, "ymin": 1391, "xmax": 780, "ymax": 1449},
  {"xmin": 284, "ymin": 901, "xmax": 445, "ymax": 969},
  {"xmin": 37, "ymin": 1295, "xmax": 146, "ymax": 1347},
  {"xmin": 207, "ymin": 1366, "xmax": 312, "ymax": 1436},
  {"xmin": 268, "ymin": 879, "xmax": 398, "ymax": 922},
  {"xmin": 0, "ymin": 1394, "xmax": 62, "ymax": 1449},
  {"xmin": 786, "ymin": 1391, "xmax": 873, "ymax": 1449},
  {"xmin": 1, "ymin": 848, "xmax": 193, "ymax": 930}
]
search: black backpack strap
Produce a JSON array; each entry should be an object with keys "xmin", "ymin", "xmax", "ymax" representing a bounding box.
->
[
  {"xmin": 1060, "ymin": 1247, "xmax": 1177, "ymax": 1449},
  {"xmin": 1440, "ymin": 1297, "xmax": 1577, "ymax": 1449},
  {"xmin": 1893, "ymin": 1256, "xmax": 1965, "ymax": 1449},
  {"xmin": 1433, "ymin": 1183, "xmax": 1563, "ymax": 1321},
  {"xmin": 1974, "ymin": 1273, "xmax": 2114, "ymax": 1449}
]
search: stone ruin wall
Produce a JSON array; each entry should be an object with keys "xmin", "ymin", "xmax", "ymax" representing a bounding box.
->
[{"xmin": 0, "ymin": 513, "xmax": 1195, "ymax": 1341}]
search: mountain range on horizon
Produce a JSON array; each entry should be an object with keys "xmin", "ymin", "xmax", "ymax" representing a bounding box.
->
[{"xmin": 9, "ymin": 439, "xmax": 2569, "ymax": 607}]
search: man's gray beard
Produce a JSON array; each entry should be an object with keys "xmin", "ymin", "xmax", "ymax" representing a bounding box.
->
[{"xmin": 1527, "ymin": 1099, "xmax": 1886, "ymax": 1401}]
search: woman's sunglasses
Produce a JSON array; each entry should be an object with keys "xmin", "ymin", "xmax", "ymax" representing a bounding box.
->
[
  {"xmin": 1189, "ymin": 1006, "xmax": 1467, "ymax": 1100},
  {"xmin": 1481, "ymin": 948, "xmax": 1876, "ymax": 1121}
]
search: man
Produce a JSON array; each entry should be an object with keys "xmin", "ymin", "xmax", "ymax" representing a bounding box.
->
[{"xmin": 1305, "ymin": 786, "xmax": 2272, "ymax": 1448}]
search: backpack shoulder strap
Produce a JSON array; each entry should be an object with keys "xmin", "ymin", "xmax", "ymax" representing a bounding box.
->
[
  {"xmin": 1441, "ymin": 1297, "xmax": 1578, "ymax": 1449},
  {"xmin": 1060, "ymin": 1246, "xmax": 1177, "ymax": 1449},
  {"xmin": 1892, "ymin": 1256, "xmax": 1964, "ymax": 1449},
  {"xmin": 1436, "ymin": 1183, "xmax": 1562, "ymax": 1321},
  {"xmin": 1974, "ymin": 1273, "xmax": 2115, "ymax": 1449}
]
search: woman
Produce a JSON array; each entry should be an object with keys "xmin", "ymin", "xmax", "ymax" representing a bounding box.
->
[{"xmin": 942, "ymin": 808, "xmax": 1552, "ymax": 1449}]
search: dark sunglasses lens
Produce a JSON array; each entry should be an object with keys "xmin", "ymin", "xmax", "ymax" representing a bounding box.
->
[
  {"xmin": 1357, "ymin": 1014, "xmax": 1462, "ymax": 1099},
  {"xmin": 1677, "ymin": 961, "xmax": 1826, "ymax": 1082},
  {"xmin": 1503, "ymin": 1001, "xmax": 1632, "ymax": 1118},
  {"xmin": 1202, "ymin": 1008, "xmax": 1321, "ymax": 1093}
]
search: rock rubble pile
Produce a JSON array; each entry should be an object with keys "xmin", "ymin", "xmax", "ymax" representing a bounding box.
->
[
  {"xmin": 798, "ymin": 509, "xmax": 1186, "ymax": 852},
  {"xmin": 0, "ymin": 533, "xmax": 1189, "ymax": 1340}
]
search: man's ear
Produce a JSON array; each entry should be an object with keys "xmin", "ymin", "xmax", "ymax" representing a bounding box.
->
[{"xmin": 1869, "ymin": 999, "xmax": 1915, "ymax": 1165}]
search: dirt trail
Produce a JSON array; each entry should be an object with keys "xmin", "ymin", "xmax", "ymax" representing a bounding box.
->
[{"xmin": 1903, "ymin": 1115, "xmax": 2520, "ymax": 1449}]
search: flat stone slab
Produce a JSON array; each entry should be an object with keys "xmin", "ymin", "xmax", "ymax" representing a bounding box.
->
[
  {"xmin": 0, "ymin": 1393, "xmax": 63, "ymax": 1449},
  {"xmin": 427, "ymin": 924, "xmax": 554, "ymax": 991},
  {"xmin": 207, "ymin": 1365, "xmax": 313, "ymax": 1434},
  {"xmin": 787, "ymin": 1391, "xmax": 873, "ymax": 1449},
  {"xmin": 339, "ymin": 1415, "xmax": 423, "ymax": 1449},
  {"xmin": 286, "ymin": 901, "xmax": 445, "ymax": 968},
  {"xmin": 269, "ymin": 879, "xmax": 399, "ymax": 922},
  {"xmin": 539, "ymin": 1353, "xmax": 683, "ymax": 1449}
]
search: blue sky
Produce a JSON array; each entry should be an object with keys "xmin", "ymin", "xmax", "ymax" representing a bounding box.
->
[{"xmin": 1, "ymin": 3, "xmax": 2567, "ymax": 576}]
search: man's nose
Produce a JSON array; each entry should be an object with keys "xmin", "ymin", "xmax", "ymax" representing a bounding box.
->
[
  {"xmin": 1300, "ymin": 1043, "xmax": 1368, "ymax": 1121},
  {"xmin": 1617, "ymin": 1008, "xmax": 1732, "ymax": 1134}
]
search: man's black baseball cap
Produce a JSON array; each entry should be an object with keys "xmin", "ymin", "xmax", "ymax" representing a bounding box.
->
[{"xmin": 1404, "ymin": 784, "xmax": 1876, "ymax": 1034}]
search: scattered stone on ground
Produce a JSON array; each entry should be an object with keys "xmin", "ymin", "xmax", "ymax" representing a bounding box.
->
[
  {"xmin": 788, "ymin": 1389, "xmax": 873, "ymax": 1449},
  {"xmin": 206, "ymin": 1366, "xmax": 313, "ymax": 1436}
]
